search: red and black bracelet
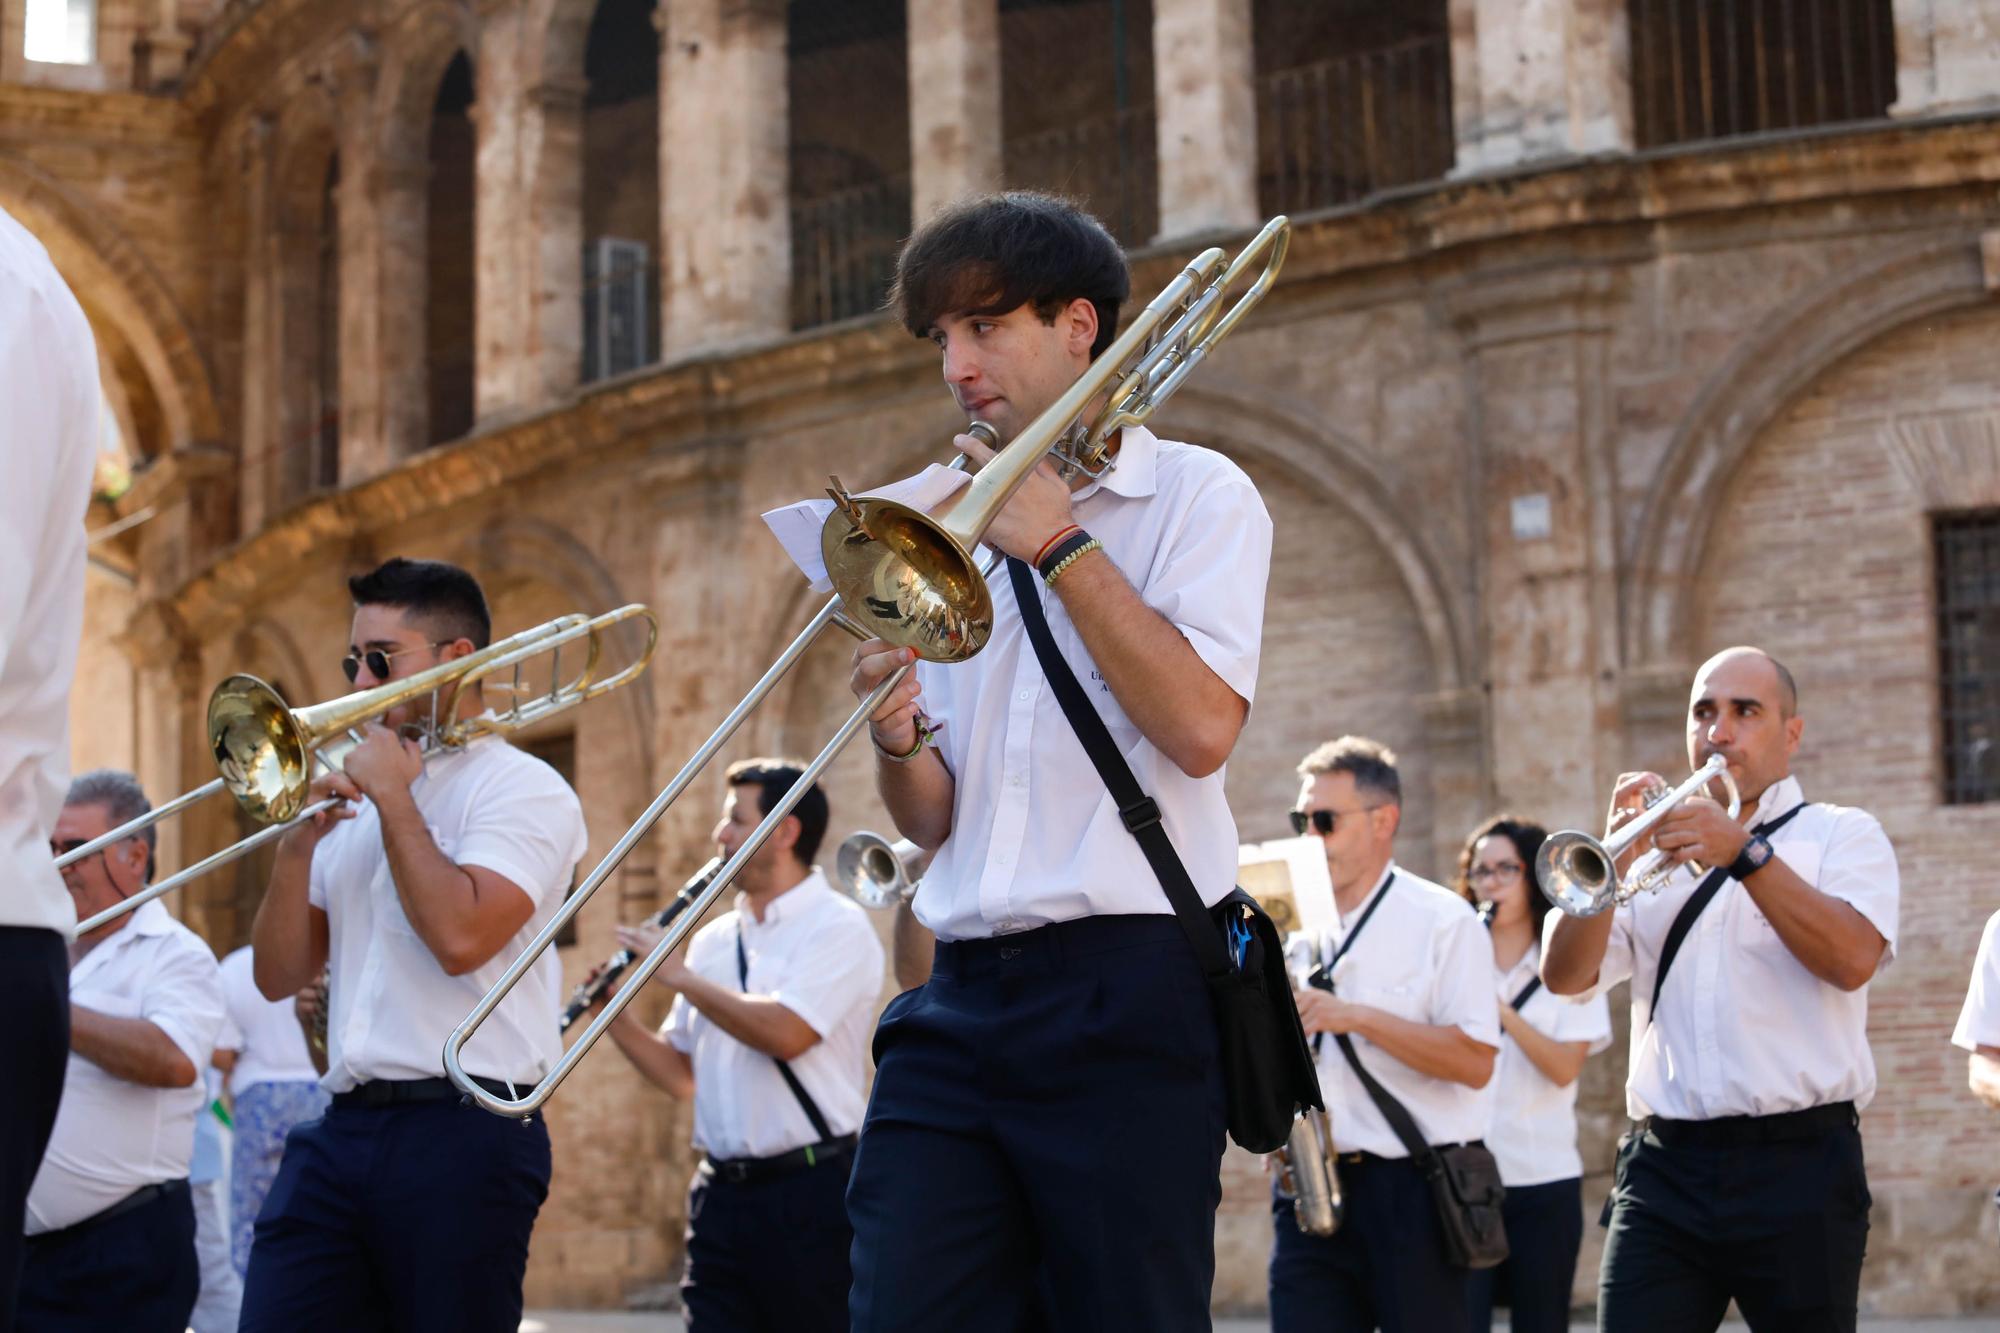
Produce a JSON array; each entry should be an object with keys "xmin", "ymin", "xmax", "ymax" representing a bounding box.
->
[
  {"xmin": 1031, "ymin": 524, "xmax": 1083, "ymax": 569},
  {"xmin": 1036, "ymin": 528, "xmax": 1097, "ymax": 581}
]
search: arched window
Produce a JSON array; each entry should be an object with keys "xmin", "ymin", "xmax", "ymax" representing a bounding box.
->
[
  {"xmin": 788, "ymin": 0, "xmax": 911, "ymax": 330},
  {"xmin": 581, "ymin": 0, "xmax": 661, "ymax": 382},
  {"xmin": 1000, "ymin": 0, "xmax": 1156, "ymax": 247},
  {"xmin": 426, "ymin": 52, "xmax": 477, "ymax": 447}
]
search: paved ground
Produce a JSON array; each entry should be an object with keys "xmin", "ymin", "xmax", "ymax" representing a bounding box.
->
[{"xmin": 523, "ymin": 1315, "xmax": 2000, "ymax": 1332}]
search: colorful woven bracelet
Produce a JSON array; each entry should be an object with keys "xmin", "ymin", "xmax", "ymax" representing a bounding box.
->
[
  {"xmin": 1036, "ymin": 529, "xmax": 1096, "ymax": 581},
  {"xmin": 1044, "ymin": 537, "xmax": 1103, "ymax": 589},
  {"xmin": 1032, "ymin": 524, "xmax": 1083, "ymax": 568}
]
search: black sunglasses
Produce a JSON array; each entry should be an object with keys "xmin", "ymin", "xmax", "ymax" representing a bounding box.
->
[
  {"xmin": 341, "ymin": 641, "xmax": 447, "ymax": 685},
  {"xmin": 1288, "ymin": 805, "xmax": 1384, "ymax": 837}
]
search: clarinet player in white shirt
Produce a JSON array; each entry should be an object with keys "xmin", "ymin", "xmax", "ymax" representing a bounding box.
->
[
  {"xmin": 1543, "ymin": 647, "xmax": 1899, "ymax": 1332},
  {"xmin": 1454, "ymin": 815, "xmax": 1610, "ymax": 1333}
]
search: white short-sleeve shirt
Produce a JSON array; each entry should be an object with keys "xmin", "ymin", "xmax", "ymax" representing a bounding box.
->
[
  {"xmin": 1287, "ymin": 864, "xmax": 1500, "ymax": 1158},
  {"xmin": 26, "ymin": 901, "xmax": 225, "ymax": 1233},
  {"xmin": 1487, "ymin": 946, "xmax": 1612, "ymax": 1187},
  {"xmin": 663, "ymin": 871, "xmax": 886, "ymax": 1160},
  {"xmin": 307, "ymin": 734, "xmax": 587, "ymax": 1092},
  {"xmin": 912, "ymin": 427, "xmax": 1273, "ymax": 942},
  {"xmin": 1953, "ymin": 909, "xmax": 2000, "ymax": 1055},
  {"xmin": 1549, "ymin": 774, "xmax": 1900, "ymax": 1121},
  {"xmin": 0, "ymin": 205, "xmax": 98, "ymax": 937},
  {"xmin": 214, "ymin": 945, "xmax": 322, "ymax": 1098}
]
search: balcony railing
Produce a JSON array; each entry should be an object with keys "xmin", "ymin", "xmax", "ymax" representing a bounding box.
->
[
  {"xmin": 1631, "ymin": 0, "xmax": 1896, "ymax": 148},
  {"xmin": 1005, "ymin": 104, "xmax": 1160, "ymax": 247},
  {"xmin": 790, "ymin": 176, "xmax": 912, "ymax": 331},
  {"xmin": 1256, "ymin": 36, "xmax": 1454, "ymax": 219}
]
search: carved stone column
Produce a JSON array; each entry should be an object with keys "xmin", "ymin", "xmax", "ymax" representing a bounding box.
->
[
  {"xmin": 907, "ymin": 0, "xmax": 1001, "ymax": 224},
  {"xmin": 1150, "ymin": 0, "xmax": 1258, "ymax": 240},
  {"xmin": 237, "ymin": 115, "xmax": 279, "ymax": 536},
  {"xmin": 1448, "ymin": 266, "xmax": 1625, "ymax": 833},
  {"xmin": 1449, "ymin": 0, "xmax": 1632, "ymax": 175},
  {"xmin": 1890, "ymin": 0, "xmax": 2000, "ymax": 119},
  {"xmin": 658, "ymin": 0, "xmax": 790, "ymax": 355}
]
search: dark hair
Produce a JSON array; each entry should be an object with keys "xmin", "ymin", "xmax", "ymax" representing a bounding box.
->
[
  {"xmin": 724, "ymin": 758, "xmax": 829, "ymax": 867},
  {"xmin": 347, "ymin": 557, "xmax": 491, "ymax": 650},
  {"xmin": 891, "ymin": 191, "xmax": 1131, "ymax": 360},
  {"xmin": 1453, "ymin": 815, "xmax": 1551, "ymax": 936},
  {"xmin": 66, "ymin": 769, "xmax": 154, "ymax": 883},
  {"xmin": 1296, "ymin": 735, "xmax": 1401, "ymax": 807}
]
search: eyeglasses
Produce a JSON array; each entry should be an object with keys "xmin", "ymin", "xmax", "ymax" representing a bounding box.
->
[
  {"xmin": 1288, "ymin": 805, "xmax": 1384, "ymax": 837},
  {"xmin": 341, "ymin": 641, "xmax": 447, "ymax": 685},
  {"xmin": 1467, "ymin": 861, "xmax": 1525, "ymax": 883}
]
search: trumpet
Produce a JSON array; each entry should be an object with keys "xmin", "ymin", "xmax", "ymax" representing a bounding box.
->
[
  {"xmin": 1273, "ymin": 1108, "xmax": 1343, "ymax": 1237},
  {"xmin": 1535, "ymin": 754, "xmax": 1742, "ymax": 917},
  {"xmin": 444, "ymin": 216, "xmax": 1295, "ymax": 1118},
  {"xmin": 63, "ymin": 606, "xmax": 657, "ymax": 933},
  {"xmin": 558, "ymin": 857, "xmax": 722, "ymax": 1031},
  {"xmin": 833, "ymin": 831, "xmax": 927, "ymax": 910}
]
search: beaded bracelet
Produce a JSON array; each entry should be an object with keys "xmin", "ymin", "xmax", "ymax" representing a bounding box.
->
[
  {"xmin": 1044, "ymin": 537, "xmax": 1103, "ymax": 590},
  {"xmin": 1036, "ymin": 528, "xmax": 1096, "ymax": 581}
]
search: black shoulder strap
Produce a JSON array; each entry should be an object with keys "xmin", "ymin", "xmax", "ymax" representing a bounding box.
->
[
  {"xmin": 1509, "ymin": 976, "xmax": 1542, "ymax": 1011},
  {"xmin": 1650, "ymin": 802, "xmax": 1810, "ymax": 1013},
  {"xmin": 1334, "ymin": 1032, "xmax": 1443, "ymax": 1172},
  {"xmin": 737, "ymin": 927, "xmax": 833, "ymax": 1143},
  {"xmin": 1004, "ymin": 558, "xmax": 1233, "ymax": 981}
]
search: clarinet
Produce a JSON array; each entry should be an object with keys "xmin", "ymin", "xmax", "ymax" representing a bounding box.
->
[{"xmin": 559, "ymin": 855, "xmax": 723, "ymax": 1031}]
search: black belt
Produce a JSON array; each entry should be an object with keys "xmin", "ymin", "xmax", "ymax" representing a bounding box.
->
[
  {"xmin": 1333, "ymin": 1142, "xmax": 1472, "ymax": 1167},
  {"xmin": 31, "ymin": 1178, "xmax": 188, "ymax": 1245},
  {"xmin": 930, "ymin": 914, "xmax": 1185, "ymax": 977},
  {"xmin": 705, "ymin": 1134, "xmax": 857, "ymax": 1186},
  {"xmin": 1641, "ymin": 1100, "xmax": 1856, "ymax": 1149},
  {"xmin": 332, "ymin": 1075, "xmax": 517, "ymax": 1109}
]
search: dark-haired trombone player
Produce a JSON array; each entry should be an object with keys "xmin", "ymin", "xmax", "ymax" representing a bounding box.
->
[
  {"xmin": 1542, "ymin": 647, "xmax": 1899, "ymax": 1332},
  {"xmin": 239, "ymin": 558, "xmax": 589, "ymax": 1333},
  {"xmin": 589, "ymin": 759, "xmax": 884, "ymax": 1331}
]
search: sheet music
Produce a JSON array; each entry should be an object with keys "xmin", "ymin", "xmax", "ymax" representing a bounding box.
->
[{"xmin": 760, "ymin": 464, "xmax": 975, "ymax": 592}]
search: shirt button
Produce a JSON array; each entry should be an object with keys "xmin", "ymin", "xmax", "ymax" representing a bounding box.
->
[{"xmin": 1017, "ymin": 690, "xmax": 1030, "ymax": 702}]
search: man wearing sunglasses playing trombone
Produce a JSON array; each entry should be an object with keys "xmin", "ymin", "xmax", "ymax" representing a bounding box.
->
[{"xmin": 240, "ymin": 557, "xmax": 588, "ymax": 1333}]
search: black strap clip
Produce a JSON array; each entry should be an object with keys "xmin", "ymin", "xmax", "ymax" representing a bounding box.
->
[{"xmin": 1119, "ymin": 797, "xmax": 1162, "ymax": 834}]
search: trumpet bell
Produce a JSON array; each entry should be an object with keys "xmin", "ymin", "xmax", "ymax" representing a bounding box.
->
[
  {"xmin": 834, "ymin": 830, "xmax": 925, "ymax": 910},
  {"xmin": 1534, "ymin": 831, "xmax": 1617, "ymax": 918},
  {"xmin": 208, "ymin": 675, "xmax": 317, "ymax": 824},
  {"xmin": 821, "ymin": 498, "xmax": 991, "ymax": 661}
]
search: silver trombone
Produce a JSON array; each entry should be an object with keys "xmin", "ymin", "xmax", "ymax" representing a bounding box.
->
[
  {"xmin": 64, "ymin": 607, "xmax": 657, "ymax": 934},
  {"xmin": 1535, "ymin": 753, "xmax": 1742, "ymax": 918},
  {"xmin": 833, "ymin": 830, "xmax": 928, "ymax": 910},
  {"xmin": 444, "ymin": 216, "xmax": 1294, "ymax": 1118}
]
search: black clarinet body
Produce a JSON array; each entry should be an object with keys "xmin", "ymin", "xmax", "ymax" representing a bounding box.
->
[{"xmin": 559, "ymin": 856, "xmax": 722, "ymax": 1031}]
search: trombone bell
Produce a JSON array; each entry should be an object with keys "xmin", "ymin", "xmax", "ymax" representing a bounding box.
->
[{"xmin": 209, "ymin": 676, "xmax": 321, "ymax": 825}]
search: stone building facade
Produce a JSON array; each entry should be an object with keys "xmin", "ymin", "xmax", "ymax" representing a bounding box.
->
[{"xmin": 6, "ymin": 0, "xmax": 2000, "ymax": 1315}]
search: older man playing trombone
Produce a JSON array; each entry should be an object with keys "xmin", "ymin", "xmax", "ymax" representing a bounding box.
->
[{"xmin": 1542, "ymin": 647, "xmax": 1898, "ymax": 1333}]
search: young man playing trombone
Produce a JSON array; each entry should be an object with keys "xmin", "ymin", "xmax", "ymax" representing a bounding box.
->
[
  {"xmin": 844, "ymin": 191, "xmax": 1274, "ymax": 1330},
  {"xmin": 1542, "ymin": 647, "xmax": 1899, "ymax": 1332},
  {"xmin": 239, "ymin": 557, "xmax": 588, "ymax": 1333}
]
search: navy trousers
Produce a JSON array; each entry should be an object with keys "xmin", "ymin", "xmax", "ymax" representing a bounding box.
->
[
  {"xmin": 1269, "ymin": 1155, "xmax": 1470, "ymax": 1333},
  {"xmin": 0, "ymin": 926, "xmax": 68, "ymax": 1332},
  {"xmin": 1465, "ymin": 1177, "xmax": 1584, "ymax": 1333},
  {"xmin": 682, "ymin": 1157, "xmax": 853, "ymax": 1332},
  {"xmin": 238, "ymin": 1096, "xmax": 551, "ymax": 1332},
  {"xmin": 847, "ymin": 915, "xmax": 1227, "ymax": 1333},
  {"xmin": 18, "ymin": 1180, "xmax": 197, "ymax": 1332},
  {"xmin": 1598, "ymin": 1112, "xmax": 1869, "ymax": 1332}
]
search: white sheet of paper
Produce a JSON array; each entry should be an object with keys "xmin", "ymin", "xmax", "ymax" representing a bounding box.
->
[
  {"xmin": 1239, "ymin": 834, "xmax": 1337, "ymax": 943},
  {"xmin": 759, "ymin": 464, "xmax": 975, "ymax": 592}
]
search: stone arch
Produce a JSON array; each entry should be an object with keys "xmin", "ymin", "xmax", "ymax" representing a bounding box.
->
[
  {"xmin": 269, "ymin": 89, "xmax": 345, "ymax": 505},
  {"xmin": 0, "ymin": 156, "xmax": 222, "ymax": 453},
  {"xmin": 374, "ymin": 3, "xmax": 482, "ymax": 167},
  {"xmin": 1625, "ymin": 233, "xmax": 1992, "ymax": 670}
]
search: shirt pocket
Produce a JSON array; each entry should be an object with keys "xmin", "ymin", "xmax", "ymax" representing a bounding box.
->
[{"xmin": 1344, "ymin": 979, "xmax": 1428, "ymax": 1023}]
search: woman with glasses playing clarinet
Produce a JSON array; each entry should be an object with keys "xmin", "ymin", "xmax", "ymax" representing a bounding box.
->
[{"xmin": 1454, "ymin": 816, "xmax": 1611, "ymax": 1333}]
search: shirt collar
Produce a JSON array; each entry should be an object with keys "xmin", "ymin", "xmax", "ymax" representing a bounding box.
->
[
  {"xmin": 1744, "ymin": 773, "xmax": 1805, "ymax": 827},
  {"xmin": 736, "ymin": 867, "xmax": 828, "ymax": 929},
  {"xmin": 71, "ymin": 898, "xmax": 174, "ymax": 984},
  {"xmin": 1072, "ymin": 426, "xmax": 1158, "ymax": 503},
  {"xmin": 1328, "ymin": 860, "xmax": 1397, "ymax": 946}
]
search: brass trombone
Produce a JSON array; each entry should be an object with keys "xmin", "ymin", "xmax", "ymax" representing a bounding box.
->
[
  {"xmin": 445, "ymin": 215, "xmax": 1293, "ymax": 1118},
  {"xmin": 64, "ymin": 606, "xmax": 657, "ymax": 933}
]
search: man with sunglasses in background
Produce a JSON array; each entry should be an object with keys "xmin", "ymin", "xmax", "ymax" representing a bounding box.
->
[
  {"xmin": 1274, "ymin": 736, "xmax": 1497, "ymax": 1332},
  {"xmin": 22, "ymin": 770, "xmax": 225, "ymax": 1331},
  {"xmin": 240, "ymin": 557, "xmax": 588, "ymax": 1333}
]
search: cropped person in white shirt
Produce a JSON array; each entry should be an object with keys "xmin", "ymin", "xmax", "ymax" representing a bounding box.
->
[
  {"xmin": 1543, "ymin": 647, "xmax": 1899, "ymax": 1332},
  {"xmin": 0, "ymin": 201, "xmax": 100, "ymax": 1330},
  {"xmin": 1274, "ymin": 736, "xmax": 1497, "ymax": 1333},
  {"xmin": 844, "ymin": 192, "xmax": 1273, "ymax": 1332},
  {"xmin": 240, "ymin": 558, "xmax": 588, "ymax": 1333},
  {"xmin": 597, "ymin": 759, "xmax": 883, "ymax": 1331},
  {"xmin": 1954, "ymin": 908, "xmax": 2000, "ymax": 1111},
  {"xmin": 1453, "ymin": 815, "xmax": 1611, "ymax": 1333},
  {"xmin": 24, "ymin": 771, "xmax": 226, "ymax": 1333}
]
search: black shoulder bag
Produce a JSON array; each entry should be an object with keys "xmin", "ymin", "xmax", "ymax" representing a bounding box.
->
[
  {"xmin": 1006, "ymin": 559, "xmax": 1321, "ymax": 1155},
  {"xmin": 1314, "ymin": 879, "xmax": 1509, "ymax": 1269}
]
